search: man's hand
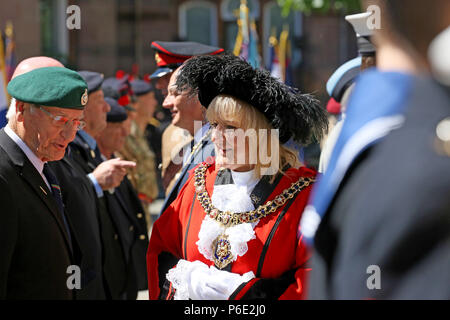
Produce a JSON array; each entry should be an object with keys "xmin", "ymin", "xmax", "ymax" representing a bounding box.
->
[{"xmin": 92, "ymin": 158, "xmax": 136, "ymax": 190}]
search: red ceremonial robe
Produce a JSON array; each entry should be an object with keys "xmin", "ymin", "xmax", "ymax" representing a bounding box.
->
[{"xmin": 147, "ymin": 160, "xmax": 315, "ymax": 300}]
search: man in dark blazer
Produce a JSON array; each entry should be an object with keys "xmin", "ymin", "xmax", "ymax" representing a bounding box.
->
[
  {"xmin": 10, "ymin": 58, "xmax": 109, "ymax": 299},
  {"xmin": 314, "ymin": 75, "xmax": 450, "ymax": 299},
  {"xmin": 95, "ymin": 97, "xmax": 149, "ymax": 299},
  {"xmin": 48, "ymin": 70, "xmax": 109, "ymax": 299},
  {"xmin": 67, "ymin": 72, "xmax": 141, "ymax": 299},
  {"xmin": 49, "ymin": 153, "xmax": 107, "ymax": 299},
  {"xmin": 0, "ymin": 64, "xmax": 88, "ymax": 299},
  {"xmin": 305, "ymin": 0, "xmax": 450, "ymax": 299}
]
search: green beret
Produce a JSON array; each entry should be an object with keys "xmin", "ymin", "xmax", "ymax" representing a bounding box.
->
[{"xmin": 7, "ymin": 66, "xmax": 89, "ymax": 109}]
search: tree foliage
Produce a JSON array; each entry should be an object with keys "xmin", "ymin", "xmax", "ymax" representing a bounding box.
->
[{"xmin": 278, "ymin": 0, "xmax": 362, "ymax": 16}]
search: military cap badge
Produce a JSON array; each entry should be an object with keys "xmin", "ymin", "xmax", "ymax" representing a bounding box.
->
[{"xmin": 81, "ymin": 89, "xmax": 88, "ymax": 106}]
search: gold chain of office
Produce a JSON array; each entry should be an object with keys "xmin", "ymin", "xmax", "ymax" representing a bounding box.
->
[
  {"xmin": 182, "ymin": 129, "xmax": 211, "ymax": 170},
  {"xmin": 193, "ymin": 162, "xmax": 315, "ymax": 228}
]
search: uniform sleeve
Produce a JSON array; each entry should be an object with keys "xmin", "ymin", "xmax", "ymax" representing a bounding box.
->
[
  {"xmin": 332, "ymin": 183, "xmax": 450, "ymax": 299},
  {"xmin": 146, "ymin": 178, "xmax": 192, "ymax": 300},
  {"xmin": 230, "ymin": 233, "xmax": 311, "ymax": 300},
  {"xmin": 0, "ymin": 176, "xmax": 19, "ymax": 298}
]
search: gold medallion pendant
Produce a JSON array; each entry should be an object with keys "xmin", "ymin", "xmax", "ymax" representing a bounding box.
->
[{"xmin": 212, "ymin": 234, "xmax": 234, "ymax": 269}]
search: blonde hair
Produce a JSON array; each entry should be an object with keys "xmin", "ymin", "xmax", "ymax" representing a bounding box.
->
[{"xmin": 207, "ymin": 94, "xmax": 299, "ymax": 182}]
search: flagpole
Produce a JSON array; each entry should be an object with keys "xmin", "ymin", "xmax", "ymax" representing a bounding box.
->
[
  {"xmin": 279, "ymin": 24, "xmax": 289, "ymax": 83},
  {"xmin": 240, "ymin": 0, "xmax": 249, "ymax": 43},
  {"xmin": 233, "ymin": 19, "xmax": 243, "ymax": 56},
  {"xmin": 5, "ymin": 21, "xmax": 15, "ymax": 82},
  {"xmin": 0, "ymin": 31, "xmax": 10, "ymax": 103}
]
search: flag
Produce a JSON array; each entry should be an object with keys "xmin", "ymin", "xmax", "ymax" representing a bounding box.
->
[
  {"xmin": 239, "ymin": 0, "xmax": 249, "ymax": 61},
  {"xmin": 278, "ymin": 25, "xmax": 293, "ymax": 85},
  {"xmin": 268, "ymin": 26, "xmax": 293, "ymax": 85},
  {"xmin": 232, "ymin": 19, "xmax": 243, "ymax": 56},
  {"xmin": 248, "ymin": 19, "xmax": 261, "ymax": 69},
  {"xmin": 268, "ymin": 28, "xmax": 282, "ymax": 81},
  {"xmin": 0, "ymin": 31, "xmax": 9, "ymax": 128},
  {"xmin": 233, "ymin": 0, "xmax": 249, "ymax": 60},
  {"xmin": 233, "ymin": 0, "xmax": 260, "ymax": 69},
  {"xmin": 4, "ymin": 21, "xmax": 16, "ymax": 82}
]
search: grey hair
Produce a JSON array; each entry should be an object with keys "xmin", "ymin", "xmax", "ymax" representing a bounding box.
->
[
  {"xmin": 6, "ymin": 98, "xmax": 38, "ymax": 124},
  {"xmin": 6, "ymin": 98, "xmax": 16, "ymax": 121}
]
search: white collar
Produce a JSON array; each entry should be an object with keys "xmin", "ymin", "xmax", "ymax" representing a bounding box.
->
[
  {"xmin": 230, "ymin": 168, "xmax": 258, "ymax": 190},
  {"xmin": 182, "ymin": 123, "xmax": 210, "ymax": 166},
  {"xmin": 193, "ymin": 122, "xmax": 210, "ymax": 144},
  {"xmin": 197, "ymin": 168, "xmax": 261, "ymax": 266},
  {"xmin": 4, "ymin": 125, "xmax": 46, "ymax": 175}
]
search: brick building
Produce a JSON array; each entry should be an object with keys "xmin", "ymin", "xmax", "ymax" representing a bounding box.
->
[{"xmin": 0, "ymin": 0, "xmax": 358, "ymax": 102}]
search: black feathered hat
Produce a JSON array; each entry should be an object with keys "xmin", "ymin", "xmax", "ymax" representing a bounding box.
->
[{"xmin": 175, "ymin": 54, "xmax": 327, "ymax": 144}]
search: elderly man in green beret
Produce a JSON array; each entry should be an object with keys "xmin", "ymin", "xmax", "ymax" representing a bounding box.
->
[{"xmin": 0, "ymin": 66, "xmax": 87, "ymax": 299}]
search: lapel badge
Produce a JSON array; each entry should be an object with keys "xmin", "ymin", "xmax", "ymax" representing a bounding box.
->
[
  {"xmin": 90, "ymin": 149, "xmax": 96, "ymax": 159},
  {"xmin": 40, "ymin": 185, "xmax": 48, "ymax": 196}
]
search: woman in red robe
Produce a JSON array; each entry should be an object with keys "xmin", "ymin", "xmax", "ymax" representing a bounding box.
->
[{"xmin": 147, "ymin": 54, "xmax": 327, "ymax": 300}]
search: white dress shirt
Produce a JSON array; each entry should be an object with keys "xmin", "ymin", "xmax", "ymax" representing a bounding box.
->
[{"xmin": 4, "ymin": 125, "xmax": 50, "ymax": 190}]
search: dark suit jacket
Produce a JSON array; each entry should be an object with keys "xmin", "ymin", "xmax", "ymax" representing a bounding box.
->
[
  {"xmin": 0, "ymin": 129, "xmax": 75, "ymax": 299},
  {"xmin": 160, "ymin": 134, "xmax": 214, "ymax": 214},
  {"xmin": 104, "ymin": 175, "xmax": 149, "ymax": 297},
  {"xmin": 49, "ymin": 155, "xmax": 106, "ymax": 299},
  {"xmin": 310, "ymin": 77, "xmax": 450, "ymax": 299},
  {"xmin": 68, "ymin": 132, "xmax": 148, "ymax": 299}
]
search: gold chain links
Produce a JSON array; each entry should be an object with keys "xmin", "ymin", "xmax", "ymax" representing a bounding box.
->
[{"xmin": 194, "ymin": 162, "xmax": 315, "ymax": 228}]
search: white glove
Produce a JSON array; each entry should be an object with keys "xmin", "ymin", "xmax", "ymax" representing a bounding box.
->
[
  {"xmin": 166, "ymin": 259, "xmax": 255, "ymax": 300},
  {"xmin": 204, "ymin": 266, "xmax": 255, "ymax": 299},
  {"xmin": 166, "ymin": 259, "xmax": 207, "ymax": 300},
  {"xmin": 188, "ymin": 265, "xmax": 230, "ymax": 300}
]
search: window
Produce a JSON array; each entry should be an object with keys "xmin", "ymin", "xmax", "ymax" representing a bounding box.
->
[
  {"xmin": 40, "ymin": 0, "xmax": 69, "ymax": 63},
  {"xmin": 179, "ymin": 1, "xmax": 218, "ymax": 46}
]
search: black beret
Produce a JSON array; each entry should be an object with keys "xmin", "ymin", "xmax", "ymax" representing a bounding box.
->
[
  {"xmin": 102, "ymin": 77, "xmax": 136, "ymax": 111},
  {"xmin": 175, "ymin": 54, "xmax": 328, "ymax": 144},
  {"xmin": 130, "ymin": 79, "xmax": 154, "ymax": 96},
  {"xmin": 78, "ymin": 71, "xmax": 104, "ymax": 94},
  {"xmin": 102, "ymin": 77, "xmax": 129, "ymax": 99},
  {"xmin": 104, "ymin": 97, "xmax": 127, "ymax": 123}
]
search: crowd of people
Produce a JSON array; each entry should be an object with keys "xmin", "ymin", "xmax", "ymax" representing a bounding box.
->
[{"xmin": 0, "ymin": 0, "xmax": 449, "ymax": 300}]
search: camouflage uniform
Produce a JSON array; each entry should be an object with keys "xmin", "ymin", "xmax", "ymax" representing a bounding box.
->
[{"xmin": 160, "ymin": 124, "xmax": 193, "ymax": 195}]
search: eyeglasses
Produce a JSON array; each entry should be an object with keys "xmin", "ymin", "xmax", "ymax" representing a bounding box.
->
[{"xmin": 35, "ymin": 105, "xmax": 86, "ymax": 131}]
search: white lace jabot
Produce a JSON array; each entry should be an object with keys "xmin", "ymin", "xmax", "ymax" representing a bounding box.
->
[
  {"xmin": 168, "ymin": 168, "xmax": 260, "ymax": 299},
  {"xmin": 196, "ymin": 168, "xmax": 260, "ymax": 264}
]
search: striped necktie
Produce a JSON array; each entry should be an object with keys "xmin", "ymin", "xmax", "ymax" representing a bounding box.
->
[{"xmin": 43, "ymin": 163, "xmax": 73, "ymax": 250}]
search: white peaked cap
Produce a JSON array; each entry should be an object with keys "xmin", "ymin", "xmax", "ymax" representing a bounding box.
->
[{"xmin": 345, "ymin": 11, "xmax": 374, "ymax": 37}]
